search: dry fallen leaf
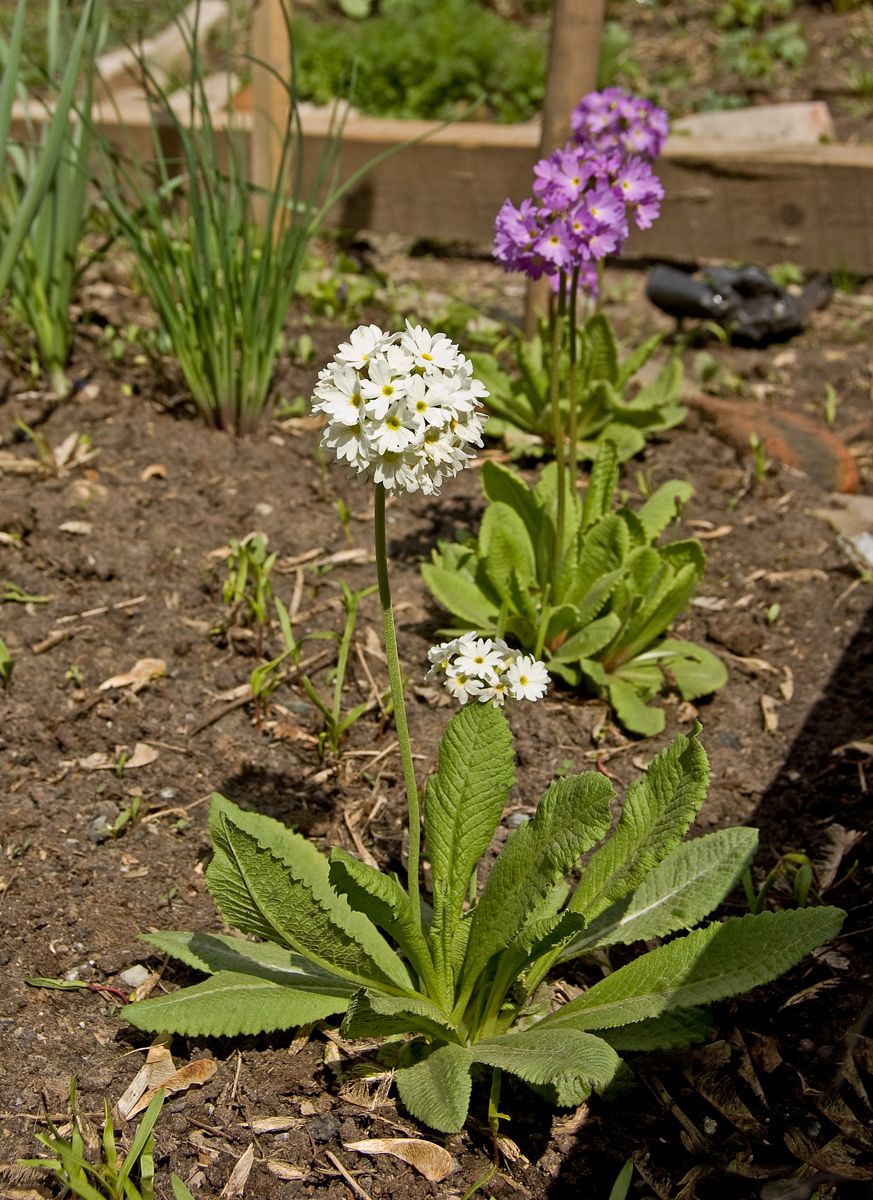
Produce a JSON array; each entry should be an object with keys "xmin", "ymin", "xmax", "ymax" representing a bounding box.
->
[
  {"xmin": 345, "ymin": 1138, "xmax": 454, "ymax": 1182},
  {"xmin": 126, "ymin": 1057, "xmax": 218, "ymax": 1119},
  {"xmin": 695, "ymin": 524, "xmax": 733, "ymax": 540},
  {"xmin": 220, "ymin": 1144, "xmax": 255, "ymax": 1197},
  {"xmin": 780, "ymin": 665, "xmax": 794, "ymax": 703},
  {"xmin": 248, "ymin": 1117, "xmax": 302, "ymax": 1133},
  {"xmin": 0, "ymin": 450, "xmax": 51, "ymax": 476},
  {"xmin": 760, "ymin": 694, "xmax": 779, "ymax": 733},
  {"xmin": 265, "ymin": 1160, "xmax": 305, "ymax": 1182},
  {"xmin": 58, "ymin": 520, "xmax": 92, "ymax": 536},
  {"xmin": 141, "ymin": 463, "xmax": 167, "ymax": 481},
  {"xmin": 69, "ymin": 479, "xmax": 107, "ymax": 503},
  {"xmin": 124, "ymin": 742, "xmax": 160, "ymax": 769},
  {"xmin": 78, "ymin": 742, "xmax": 159, "ymax": 772},
  {"xmin": 98, "ymin": 658, "xmax": 166, "ymax": 694},
  {"xmin": 692, "ymin": 597, "xmax": 727, "ymax": 611},
  {"xmin": 118, "ymin": 1042, "xmax": 176, "ymax": 1120}
]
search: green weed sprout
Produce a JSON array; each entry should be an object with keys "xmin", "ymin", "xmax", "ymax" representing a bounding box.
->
[
  {"xmin": 124, "ymin": 325, "xmax": 843, "ymax": 1142},
  {"xmin": 0, "ymin": 636, "xmax": 14, "ymax": 686},
  {"xmin": 0, "ymin": 0, "xmax": 105, "ymax": 394},
  {"xmin": 20, "ymin": 1078, "xmax": 164, "ymax": 1200},
  {"xmin": 220, "ymin": 534, "xmax": 276, "ymax": 653},
  {"xmin": 299, "ymin": 581, "xmax": 377, "ymax": 758},
  {"xmin": 423, "ymin": 442, "xmax": 726, "ymax": 736}
]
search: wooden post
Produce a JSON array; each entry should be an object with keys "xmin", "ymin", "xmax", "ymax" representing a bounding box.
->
[
  {"xmin": 250, "ymin": 0, "xmax": 290, "ymax": 225},
  {"xmin": 524, "ymin": 0, "xmax": 605, "ymax": 337}
]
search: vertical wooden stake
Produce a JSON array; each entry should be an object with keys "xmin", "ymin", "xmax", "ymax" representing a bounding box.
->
[
  {"xmin": 524, "ymin": 0, "xmax": 605, "ymax": 337},
  {"xmin": 250, "ymin": 0, "xmax": 291, "ymax": 226}
]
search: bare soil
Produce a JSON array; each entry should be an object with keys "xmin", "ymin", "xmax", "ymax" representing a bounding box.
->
[{"xmin": 1, "ymin": 244, "xmax": 872, "ymax": 1198}]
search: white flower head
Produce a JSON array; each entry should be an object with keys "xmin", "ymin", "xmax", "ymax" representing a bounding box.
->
[
  {"xmin": 427, "ymin": 635, "xmax": 550, "ymax": 707},
  {"xmin": 506, "ymin": 654, "xmax": 550, "ymax": 702},
  {"xmin": 335, "ymin": 324, "xmax": 391, "ymax": 370},
  {"xmin": 313, "ymin": 324, "xmax": 486, "ymax": 495}
]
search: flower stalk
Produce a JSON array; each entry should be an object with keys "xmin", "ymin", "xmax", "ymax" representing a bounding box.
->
[{"xmin": 373, "ymin": 482, "xmax": 423, "ymax": 926}]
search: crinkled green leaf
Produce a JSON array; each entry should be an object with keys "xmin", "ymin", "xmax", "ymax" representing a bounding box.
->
[
  {"xmin": 124, "ymin": 969, "xmax": 353, "ymax": 1038},
  {"xmin": 561, "ymin": 827, "xmax": 759, "ymax": 957},
  {"xmin": 459, "ymin": 773, "xmax": 613, "ymax": 999},
  {"xmin": 426, "ymin": 703, "xmax": 515, "ymax": 990},
  {"xmin": 596, "ymin": 1007, "xmax": 713, "ymax": 1051},
  {"xmin": 471, "ymin": 1027, "xmax": 622, "ymax": 1091},
  {"xmin": 340, "ymin": 989, "xmax": 460, "ymax": 1042},
  {"xmin": 659, "ymin": 640, "xmax": 728, "ymax": 701},
  {"xmin": 584, "ymin": 313, "xmax": 619, "ymax": 386},
  {"xmin": 637, "ymin": 481, "xmax": 694, "ymax": 542},
  {"xmin": 480, "ymin": 459, "xmax": 541, "ymax": 545},
  {"xmin": 606, "ymin": 676, "xmax": 665, "ymax": 736},
  {"xmin": 616, "ymin": 333, "xmax": 662, "ymax": 388},
  {"xmin": 395, "ymin": 1041, "xmax": 473, "ymax": 1133},
  {"xmin": 208, "ymin": 797, "xmax": 410, "ymax": 987},
  {"xmin": 548, "ymin": 613, "xmax": 621, "ymax": 665},
  {"xmin": 589, "ymin": 422, "xmax": 645, "ymax": 462},
  {"xmin": 140, "ymin": 930, "xmax": 356, "ymax": 983},
  {"xmin": 480, "ymin": 502, "xmax": 536, "ymax": 599},
  {"xmin": 543, "ymin": 908, "xmax": 846, "ymax": 1032},
  {"xmin": 328, "ymin": 849, "xmax": 437, "ymax": 995},
  {"xmin": 209, "ymin": 812, "xmax": 414, "ymax": 994},
  {"xmin": 570, "ymin": 728, "xmax": 709, "ymax": 923},
  {"xmin": 581, "ymin": 440, "xmax": 619, "ymax": 528},
  {"xmin": 420, "ymin": 562, "xmax": 500, "ymax": 630}
]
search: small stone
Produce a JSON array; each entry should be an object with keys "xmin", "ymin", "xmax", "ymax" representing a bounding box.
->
[
  {"xmin": 160, "ymin": 788, "xmax": 176, "ymax": 801},
  {"xmin": 703, "ymin": 1116, "xmax": 717, "ymax": 1135},
  {"xmin": 119, "ymin": 965, "xmax": 150, "ymax": 988},
  {"xmin": 306, "ymin": 1113, "xmax": 340, "ymax": 1143}
]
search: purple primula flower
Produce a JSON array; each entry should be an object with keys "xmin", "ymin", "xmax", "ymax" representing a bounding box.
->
[
  {"xmin": 493, "ymin": 88, "xmax": 667, "ymax": 292},
  {"xmin": 534, "ymin": 217, "xmax": 575, "ymax": 272},
  {"xmin": 571, "ymin": 87, "xmax": 669, "ymax": 163}
]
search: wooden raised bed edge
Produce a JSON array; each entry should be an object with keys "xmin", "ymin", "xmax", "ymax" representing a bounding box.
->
[{"xmin": 11, "ymin": 96, "xmax": 873, "ymax": 273}]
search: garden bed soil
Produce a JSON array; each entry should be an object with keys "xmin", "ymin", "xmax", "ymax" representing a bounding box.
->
[{"xmin": 1, "ymin": 248, "xmax": 873, "ymax": 1198}]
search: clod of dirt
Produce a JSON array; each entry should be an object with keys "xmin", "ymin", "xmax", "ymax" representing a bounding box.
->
[
  {"xmin": 706, "ymin": 612, "xmax": 764, "ymax": 657},
  {"xmin": 307, "ymin": 1112, "xmax": 341, "ymax": 1142}
]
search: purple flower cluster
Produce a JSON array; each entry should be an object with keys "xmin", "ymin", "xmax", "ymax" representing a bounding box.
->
[
  {"xmin": 571, "ymin": 87, "xmax": 669, "ymax": 162},
  {"xmin": 492, "ymin": 88, "xmax": 668, "ymax": 293}
]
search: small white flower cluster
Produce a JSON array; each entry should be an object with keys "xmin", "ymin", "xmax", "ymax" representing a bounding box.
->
[
  {"xmin": 312, "ymin": 322, "xmax": 488, "ymax": 495},
  {"xmin": 426, "ymin": 634, "xmax": 550, "ymax": 707}
]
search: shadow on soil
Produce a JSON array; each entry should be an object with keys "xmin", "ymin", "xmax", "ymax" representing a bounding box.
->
[{"xmin": 548, "ymin": 600, "xmax": 873, "ymax": 1199}]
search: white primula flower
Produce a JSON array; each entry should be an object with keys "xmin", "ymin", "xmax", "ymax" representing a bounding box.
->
[
  {"xmin": 406, "ymin": 376, "xmax": 453, "ymax": 431},
  {"xmin": 478, "ymin": 677, "xmax": 510, "ymax": 707},
  {"xmin": 313, "ymin": 323, "xmax": 487, "ymax": 495},
  {"xmin": 361, "ymin": 358, "xmax": 410, "ymax": 418},
  {"xmin": 445, "ymin": 667, "xmax": 484, "ymax": 703},
  {"xmin": 401, "ymin": 321, "xmax": 461, "ymax": 371},
  {"xmin": 312, "ymin": 365, "xmax": 365, "ymax": 426},
  {"xmin": 427, "ymin": 635, "xmax": 550, "ymax": 706},
  {"xmin": 369, "ymin": 403, "xmax": 418, "ymax": 455},
  {"xmin": 506, "ymin": 654, "xmax": 550, "ymax": 702},
  {"xmin": 455, "ymin": 637, "xmax": 505, "ymax": 679},
  {"xmin": 335, "ymin": 324, "xmax": 390, "ymax": 369},
  {"xmin": 425, "ymin": 638, "xmax": 463, "ymax": 681}
]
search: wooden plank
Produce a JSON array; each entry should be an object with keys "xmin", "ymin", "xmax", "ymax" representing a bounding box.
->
[
  {"xmin": 626, "ymin": 138, "xmax": 873, "ymax": 272},
  {"xmin": 250, "ymin": 0, "xmax": 291, "ymax": 225},
  {"xmin": 16, "ymin": 81, "xmax": 873, "ymax": 272},
  {"xmin": 525, "ymin": 0, "xmax": 605, "ymax": 332}
]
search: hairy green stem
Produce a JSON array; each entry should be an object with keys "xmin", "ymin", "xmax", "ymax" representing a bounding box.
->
[
  {"xmin": 548, "ymin": 278, "xmax": 567, "ymax": 576},
  {"xmin": 374, "ymin": 483, "xmax": 422, "ymax": 929},
  {"xmin": 567, "ymin": 264, "xmax": 581, "ymax": 497}
]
